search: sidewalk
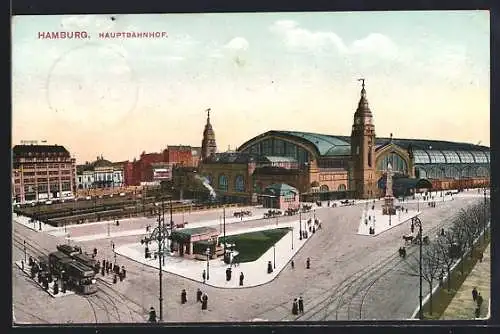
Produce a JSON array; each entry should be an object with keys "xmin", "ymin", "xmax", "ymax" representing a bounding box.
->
[{"xmin": 441, "ymin": 244, "xmax": 490, "ymax": 319}]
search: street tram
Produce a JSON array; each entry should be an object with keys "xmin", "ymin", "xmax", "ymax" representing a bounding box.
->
[
  {"xmin": 48, "ymin": 250, "xmax": 98, "ymax": 295},
  {"xmin": 65, "ymin": 261, "xmax": 98, "ymax": 294}
]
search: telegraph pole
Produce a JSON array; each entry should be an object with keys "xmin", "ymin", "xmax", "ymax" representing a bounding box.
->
[
  {"xmin": 157, "ymin": 205, "xmax": 163, "ymax": 322},
  {"xmin": 223, "ymin": 207, "xmax": 226, "ymax": 257}
]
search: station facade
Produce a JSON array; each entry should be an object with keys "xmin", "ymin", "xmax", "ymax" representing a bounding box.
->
[{"xmin": 193, "ymin": 82, "xmax": 490, "ymax": 202}]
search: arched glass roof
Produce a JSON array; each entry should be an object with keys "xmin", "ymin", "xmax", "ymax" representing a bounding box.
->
[
  {"xmin": 457, "ymin": 151, "xmax": 474, "ymax": 163},
  {"xmin": 427, "ymin": 151, "xmax": 446, "ymax": 163},
  {"xmin": 414, "ymin": 150, "xmax": 430, "ymax": 164},
  {"xmin": 441, "ymin": 151, "xmax": 461, "ymax": 163},
  {"xmin": 471, "ymin": 151, "xmax": 488, "ymax": 163},
  {"xmin": 413, "ymin": 149, "xmax": 489, "ymax": 165}
]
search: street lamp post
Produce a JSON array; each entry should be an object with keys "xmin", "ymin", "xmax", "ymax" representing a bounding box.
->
[
  {"xmin": 112, "ymin": 241, "xmax": 116, "ymax": 265},
  {"xmin": 23, "ymin": 240, "xmax": 27, "ymax": 262},
  {"xmin": 411, "ymin": 216, "xmax": 424, "ymax": 320},
  {"xmin": 205, "ymin": 247, "xmax": 210, "ymax": 280},
  {"xmin": 299, "ymin": 203, "xmax": 303, "ymax": 241},
  {"xmin": 157, "ymin": 204, "xmax": 164, "ymax": 322},
  {"xmin": 273, "ymin": 244, "xmax": 276, "ymax": 269},
  {"xmin": 223, "ymin": 207, "xmax": 227, "ymax": 257},
  {"xmin": 483, "ymin": 188, "xmax": 487, "ymax": 243},
  {"xmin": 291, "ymin": 227, "xmax": 294, "ymax": 250}
]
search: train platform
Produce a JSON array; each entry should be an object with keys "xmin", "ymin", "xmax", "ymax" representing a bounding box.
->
[
  {"xmin": 14, "ymin": 260, "xmax": 75, "ymax": 298},
  {"xmin": 441, "ymin": 244, "xmax": 491, "ymax": 320},
  {"xmin": 115, "ymin": 218, "xmax": 318, "ymax": 289}
]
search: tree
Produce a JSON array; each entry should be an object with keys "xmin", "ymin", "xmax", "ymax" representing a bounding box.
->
[
  {"xmin": 435, "ymin": 229, "xmax": 460, "ymax": 291},
  {"xmin": 401, "ymin": 242, "xmax": 443, "ymax": 316}
]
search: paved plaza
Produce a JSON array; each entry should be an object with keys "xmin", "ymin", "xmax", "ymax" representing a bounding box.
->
[
  {"xmin": 116, "ymin": 219, "xmax": 317, "ymax": 288},
  {"xmin": 12, "ymin": 189, "xmax": 489, "ymax": 323}
]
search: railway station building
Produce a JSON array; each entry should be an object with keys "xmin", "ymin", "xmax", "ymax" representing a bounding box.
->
[{"xmin": 194, "ymin": 82, "xmax": 490, "ymax": 203}]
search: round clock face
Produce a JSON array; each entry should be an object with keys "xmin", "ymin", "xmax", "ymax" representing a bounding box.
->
[{"xmin": 355, "ymin": 118, "xmax": 362, "ymax": 124}]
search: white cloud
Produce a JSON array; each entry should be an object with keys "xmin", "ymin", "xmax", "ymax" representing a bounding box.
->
[
  {"xmin": 269, "ymin": 20, "xmax": 398, "ymax": 59},
  {"xmin": 350, "ymin": 33, "xmax": 398, "ymax": 59},
  {"xmin": 61, "ymin": 15, "xmax": 115, "ymax": 32},
  {"xmin": 224, "ymin": 37, "xmax": 249, "ymax": 51}
]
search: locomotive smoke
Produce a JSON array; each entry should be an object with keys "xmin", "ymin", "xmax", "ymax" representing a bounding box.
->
[{"xmin": 195, "ymin": 175, "xmax": 216, "ymax": 199}]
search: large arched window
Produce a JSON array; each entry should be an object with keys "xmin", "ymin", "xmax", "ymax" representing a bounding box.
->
[
  {"xmin": 338, "ymin": 184, "xmax": 346, "ymax": 191},
  {"xmin": 376, "ymin": 153, "xmax": 408, "ymax": 175},
  {"xmin": 218, "ymin": 175, "xmax": 228, "ymax": 192},
  {"xmin": 320, "ymin": 185, "xmax": 329, "ymax": 192},
  {"xmin": 234, "ymin": 175, "xmax": 245, "ymax": 192}
]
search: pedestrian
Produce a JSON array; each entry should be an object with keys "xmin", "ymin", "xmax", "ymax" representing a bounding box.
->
[
  {"xmin": 472, "ymin": 287, "xmax": 478, "ymax": 302},
  {"xmin": 181, "ymin": 289, "xmax": 187, "ymax": 304},
  {"xmin": 148, "ymin": 307, "xmax": 157, "ymax": 323},
  {"xmin": 306, "ymin": 257, "xmax": 310, "ymax": 269},
  {"xmin": 292, "ymin": 298, "xmax": 298, "ymax": 315},
  {"xmin": 479, "ymin": 252, "xmax": 484, "ymax": 263},
  {"xmin": 239, "ymin": 272, "xmax": 244, "ymax": 286},
  {"xmin": 196, "ymin": 288, "xmax": 202, "ymax": 302},
  {"xmin": 291, "ymin": 260, "xmax": 295, "ymax": 269},
  {"xmin": 298, "ymin": 296, "xmax": 304, "ymax": 313},
  {"xmin": 202, "ymin": 270, "xmax": 206, "ymax": 283},
  {"xmin": 201, "ymin": 293, "xmax": 208, "ymax": 310}
]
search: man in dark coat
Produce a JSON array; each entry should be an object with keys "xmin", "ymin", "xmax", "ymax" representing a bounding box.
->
[
  {"xmin": 148, "ymin": 307, "xmax": 157, "ymax": 323},
  {"xmin": 202, "ymin": 270, "xmax": 206, "ymax": 283},
  {"xmin": 181, "ymin": 289, "xmax": 187, "ymax": 304},
  {"xmin": 291, "ymin": 260, "xmax": 295, "ymax": 269},
  {"xmin": 306, "ymin": 257, "xmax": 310, "ymax": 269},
  {"xmin": 239, "ymin": 272, "xmax": 244, "ymax": 286},
  {"xmin": 298, "ymin": 296, "xmax": 304, "ymax": 313},
  {"xmin": 196, "ymin": 288, "xmax": 203, "ymax": 302},
  {"xmin": 201, "ymin": 294, "xmax": 208, "ymax": 310},
  {"xmin": 292, "ymin": 299, "xmax": 298, "ymax": 315}
]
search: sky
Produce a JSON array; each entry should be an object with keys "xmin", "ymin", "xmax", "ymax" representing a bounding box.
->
[{"xmin": 12, "ymin": 11, "xmax": 490, "ymax": 164}]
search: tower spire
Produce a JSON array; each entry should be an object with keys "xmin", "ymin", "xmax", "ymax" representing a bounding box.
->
[
  {"xmin": 201, "ymin": 108, "xmax": 217, "ymax": 161},
  {"xmin": 355, "ymin": 78, "xmax": 371, "ymax": 117}
]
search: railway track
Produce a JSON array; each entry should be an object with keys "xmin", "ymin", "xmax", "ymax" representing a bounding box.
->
[{"xmin": 12, "ymin": 231, "xmax": 148, "ymax": 323}]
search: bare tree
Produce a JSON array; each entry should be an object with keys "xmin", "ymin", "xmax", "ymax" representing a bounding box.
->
[
  {"xmin": 436, "ymin": 231, "xmax": 457, "ymax": 291},
  {"xmin": 401, "ymin": 242, "xmax": 443, "ymax": 315}
]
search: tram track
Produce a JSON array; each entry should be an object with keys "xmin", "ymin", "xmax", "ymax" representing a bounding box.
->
[
  {"xmin": 286, "ymin": 209, "xmax": 459, "ymax": 322},
  {"xmin": 13, "ymin": 229, "xmax": 147, "ymax": 323}
]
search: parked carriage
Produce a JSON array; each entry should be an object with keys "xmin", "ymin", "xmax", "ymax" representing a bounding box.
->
[
  {"xmin": 233, "ymin": 210, "xmax": 252, "ymax": 218},
  {"xmin": 264, "ymin": 210, "xmax": 282, "ymax": 218}
]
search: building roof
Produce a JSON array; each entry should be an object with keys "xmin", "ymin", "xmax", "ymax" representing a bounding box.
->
[
  {"xmin": 241, "ymin": 130, "xmax": 352, "ymax": 157},
  {"xmin": 239, "ymin": 130, "xmax": 489, "ymax": 162},
  {"xmin": 13, "ymin": 144, "xmax": 70, "ymax": 158},
  {"xmin": 203, "ymin": 152, "xmax": 260, "ymax": 164},
  {"xmin": 171, "ymin": 226, "xmax": 218, "ymax": 241},
  {"xmin": 264, "ymin": 183, "xmax": 299, "ymax": 196}
]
